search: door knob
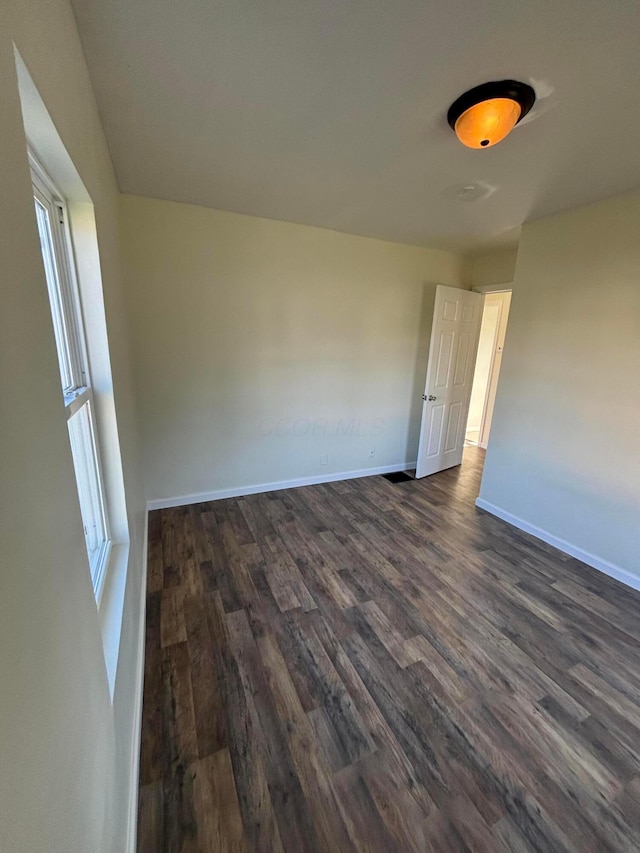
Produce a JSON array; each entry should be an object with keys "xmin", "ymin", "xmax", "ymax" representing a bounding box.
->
[
  {"xmin": 423, "ymin": 394, "xmax": 437, "ymax": 401},
  {"xmin": 428, "ymin": 395, "xmax": 437, "ymax": 401}
]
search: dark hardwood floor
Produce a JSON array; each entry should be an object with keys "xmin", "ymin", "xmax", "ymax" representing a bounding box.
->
[{"xmin": 138, "ymin": 447, "xmax": 640, "ymax": 852}]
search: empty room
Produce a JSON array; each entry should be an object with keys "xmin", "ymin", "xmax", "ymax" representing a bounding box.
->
[{"xmin": 2, "ymin": 0, "xmax": 640, "ymax": 851}]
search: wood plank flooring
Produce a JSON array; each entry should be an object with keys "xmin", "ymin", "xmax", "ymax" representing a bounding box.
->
[{"xmin": 138, "ymin": 447, "xmax": 640, "ymax": 852}]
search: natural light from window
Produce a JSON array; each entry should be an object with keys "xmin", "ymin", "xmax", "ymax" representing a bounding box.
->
[{"xmin": 32, "ymin": 155, "xmax": 111, "ymax": 598}]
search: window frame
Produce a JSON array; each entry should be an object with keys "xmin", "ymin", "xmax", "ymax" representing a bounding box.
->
[{"xmin": 30, "ymin": 152, "xmax": 112, "ymax": 600}]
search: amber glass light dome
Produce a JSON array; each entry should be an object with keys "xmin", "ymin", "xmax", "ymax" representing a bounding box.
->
[
  {"xmin": 447, "ymin": 80, "xmax": 536, "ymax": 150},
  {"xmin": 454, "ymin": 97, "xmax": 521, "ymax": 149}
]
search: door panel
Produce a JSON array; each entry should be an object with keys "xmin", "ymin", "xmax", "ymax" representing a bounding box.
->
[
  {"xmin": 416, "ymin": 286, "xmax": 483, "ymax": 478},
  {"xmin": 443, "ymin": 298, "xmax": 458, "ymax": 321},
  {"xmin": 462, "ymin": 304, "xmax": 475, "ymax": 323},
  {"xmin": 435, "ymin": 332, "xmax": 454, "ymax": 388},
  {"xmin": 453, "ymin": 333, "xmax": 472, "ymax": 386},
  {"xmin": 427, "ymin": 405, "xmax": 446, "ymax": 457},
  {"xmin": 445, "ymin": 402, "xmax": 463, "ymax": 452}
]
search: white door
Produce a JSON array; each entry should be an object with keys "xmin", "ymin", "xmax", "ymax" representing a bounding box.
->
[{"xmin": 416, "ymin": 286, "xmax": 484, "ymax": 478}]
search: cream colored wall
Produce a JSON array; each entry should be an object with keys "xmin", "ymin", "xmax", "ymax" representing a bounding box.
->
[
  {"xmin": 120, "ymin": 195, "xmax": 466, "ymax": 504},
  {"xmin": 472, "ymin": 246, "xmax": 518, "ymax": 288},
  {"xmin": 479, "ymin": 190, "xmax": 640, "ymax": 577},
  {"xmin": 1, "ymin": 1, "xmax": 145, "ymax": 851}
]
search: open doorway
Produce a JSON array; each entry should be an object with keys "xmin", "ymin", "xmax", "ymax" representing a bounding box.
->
[{"xmin": 465, "ymin": 291, "xmax": 511, "ymax": 449}]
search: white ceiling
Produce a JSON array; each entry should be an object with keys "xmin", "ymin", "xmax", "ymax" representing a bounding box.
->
[{"xmin": 71, "ymin": 0, "xmax": 640, "ymax": 253}]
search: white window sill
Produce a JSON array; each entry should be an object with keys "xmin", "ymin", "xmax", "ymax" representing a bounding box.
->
[{"xmin": 98, "ymin": 542, "xmax": 130, "ymax": 701}]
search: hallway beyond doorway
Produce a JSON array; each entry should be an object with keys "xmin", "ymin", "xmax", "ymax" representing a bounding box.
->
[{"xmin": 465, "ymin": 291, "xmax": 512, "ymax": 449}]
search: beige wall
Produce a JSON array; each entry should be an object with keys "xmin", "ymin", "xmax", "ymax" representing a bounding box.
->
[
  {"xmin": 479, "ymin": 191, "xmax": 640, "ymax": 578},
  {"xmin": 1, "ymin": 1, "xmax": 145, "ymax": 851},
  {"xmin": 121, "ymin": 195, "xmax": 466, "ymax": 504},
  {"xmin": 472, "ymin": 246, "xmax": 518, "ymax": 288}
]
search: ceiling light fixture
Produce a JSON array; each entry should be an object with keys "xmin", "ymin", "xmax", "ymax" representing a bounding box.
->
[{"xmin": 447, "ymin": 80, "xmax": 536, "ymax": 149}]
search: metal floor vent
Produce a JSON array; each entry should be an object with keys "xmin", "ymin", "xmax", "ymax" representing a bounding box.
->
[{"xmin": 381, "ymin": 471, "xmax": 414, "ymax": 484}]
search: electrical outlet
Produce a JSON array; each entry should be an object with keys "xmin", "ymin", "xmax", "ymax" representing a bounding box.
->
[{"xmin": 320, "ymin": 454, "xmax": 328, "ymax": 466}]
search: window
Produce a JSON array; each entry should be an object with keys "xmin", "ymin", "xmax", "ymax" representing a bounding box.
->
[{"xmin": 31, "ymin": 155, "xmax": 111, "ymax": 598}]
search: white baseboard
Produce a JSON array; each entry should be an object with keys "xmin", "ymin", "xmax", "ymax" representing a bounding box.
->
[
  {"xmin": 147, "ymin": 462, "xmax": 417, "ymax": 511},
  {"xmin": 475, "ymin": 497, "xmax": 640, "ymax": 593},
  {"xmin": 126, "ymin": 510, "xmax": 148, "ymax": 853}
]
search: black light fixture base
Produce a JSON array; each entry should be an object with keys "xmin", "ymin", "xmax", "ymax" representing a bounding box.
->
[{"xmin": 447, "ymin": 80, "xmax": 536, "ymax": 131}]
